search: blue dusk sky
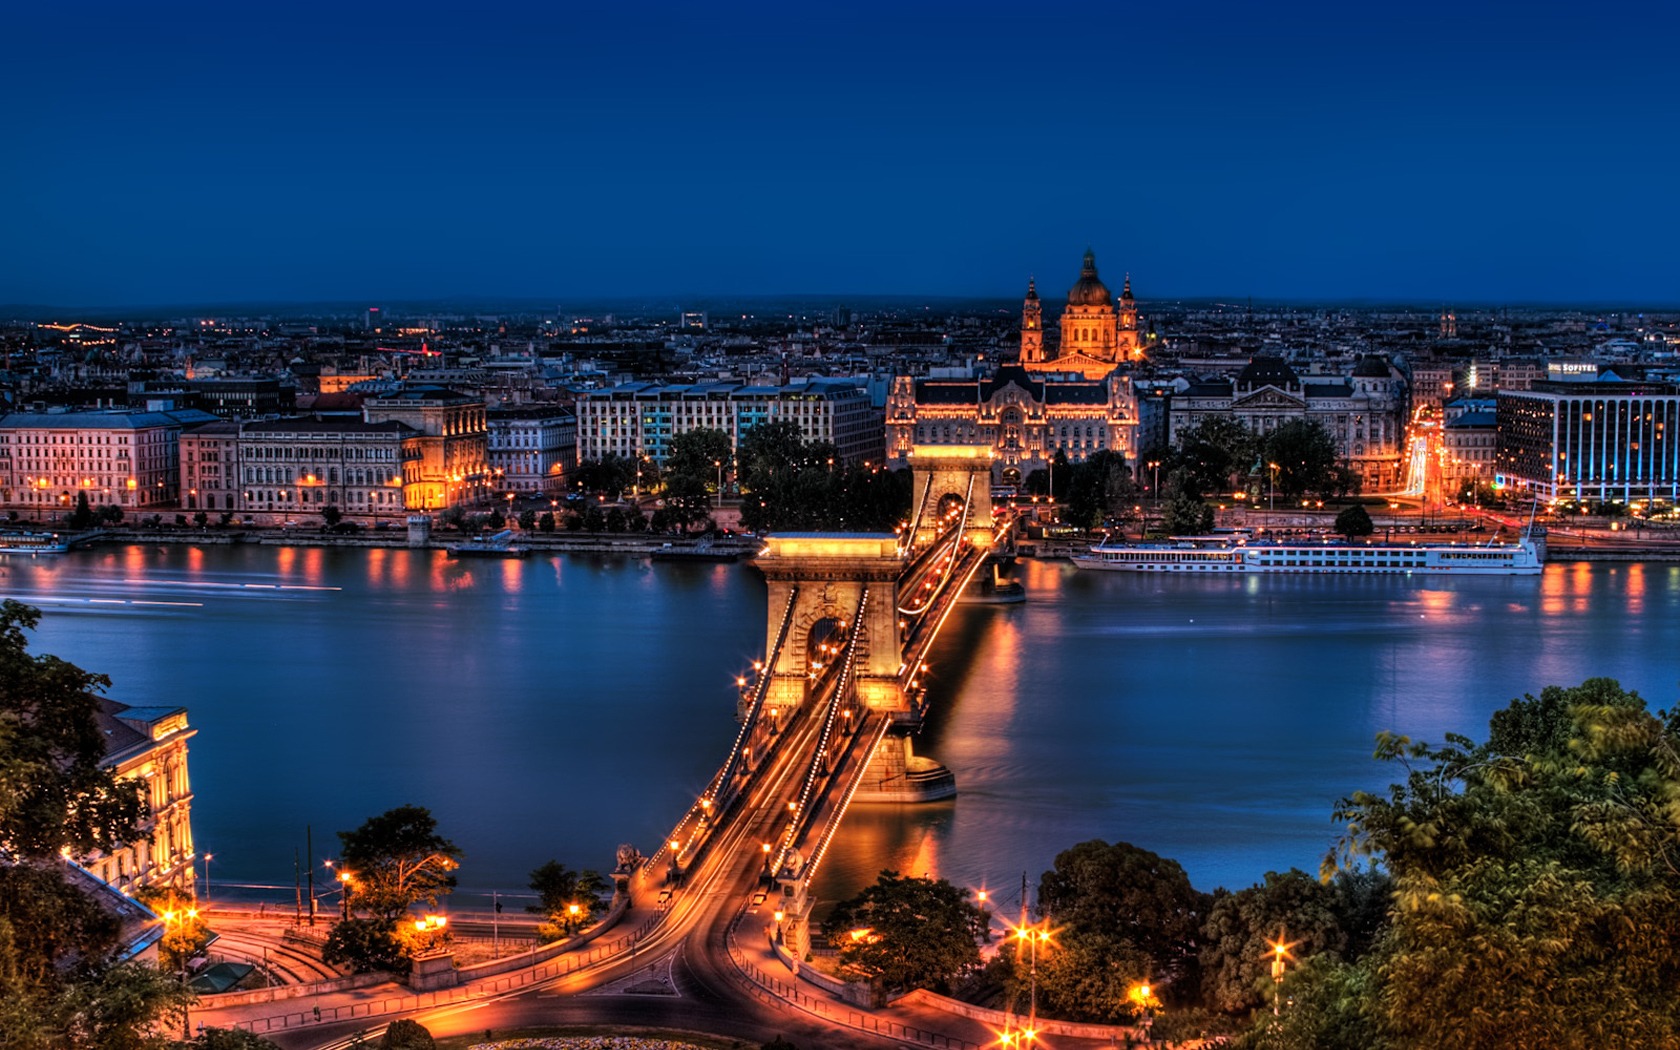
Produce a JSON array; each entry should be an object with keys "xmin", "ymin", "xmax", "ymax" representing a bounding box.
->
[{"xmin": 4, "ymin": 0, "xmax": 1677, "ymax": 307}]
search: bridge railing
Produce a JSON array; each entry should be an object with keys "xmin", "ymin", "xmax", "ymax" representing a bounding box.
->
[
  {"xmin": 712, "ymin": 583, "xmax": 800, "ymax": 802},
  {"xmin": 774, "ymin": 586, "xmax": 869, "ymax": 874},
  {"xmin": 800, "ymin": 710, "xmax": 894, "ymax": 883},
  {"xmin": 724, "ymin": 908, "xmax": 981, "ymax": 1050}
]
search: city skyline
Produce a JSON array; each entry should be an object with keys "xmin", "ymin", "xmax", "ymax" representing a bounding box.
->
[{"xmin": 7, "ymin": 1, "xmax": 1678, "ymax": 307}]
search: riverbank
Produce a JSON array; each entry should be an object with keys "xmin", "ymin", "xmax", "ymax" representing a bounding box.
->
[{"xmin": 11, "ymin": 526, "xmax": 763, "ymax": 558}]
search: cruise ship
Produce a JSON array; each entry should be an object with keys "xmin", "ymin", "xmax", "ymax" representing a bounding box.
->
[{"xmin": 1072, "ymin": 533, "xmax": 1544, "ymax": 575}]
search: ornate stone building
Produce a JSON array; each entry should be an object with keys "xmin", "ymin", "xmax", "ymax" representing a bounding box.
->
[
  {"xmin": 1168, "ymin": 356, "xmax": 1409, "ymax": 490},
  {"xmin": 84, "ymin": 699, "xmax": 197, "ymax": 895},
  {"xmin": 885, "ymin": 364, "xmax": 1138, "ymax": 487},
  {"xmin": 1020, "ymin": 249, "xmax": 1147, "ymax": 380}
]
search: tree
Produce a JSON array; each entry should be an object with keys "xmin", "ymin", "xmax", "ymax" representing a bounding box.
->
[
  {"xmin": 68, "ymin": 492, "xmax": 94, "ymax": 530},
  {"xmin": 321, "ymin": 506, "xmax": 343, "ymax": 529},
  {"xmin": 1198, "ymin": 869, "xmax": 1385, "ymax": 1015},
  {"xmin": 526, "ymin": 861, "xmax": 609, "ymax": 942},
  {"xmin": 1063, "ymin": 450, "xmax": 1137, "ymax": 529},
  {"xmin": 517, "ymin": 509, "xmax": 537, "ymax": 531},
  {"xmin": 192, "ymin": 512, "xmax": 208, "ymax": 528},
  {"xmin": 661, "ymin": 474, "xmax": 711, "ymax": 533},
  {"xmin": 1333, "ymin": 504, "xmax": 1373, "ymax": 539},
  {"xmin": 320, "ymin": 917, "xmax": 405, "ymax": 975},
  {"xmin": 665, "ymin": 428, "xmax": 732, "ymax": 492},
  {"xmin": 1175, "ymin": 417, "xmax": 1260, "ymax": 500},
  {"xmin": 537, "ymin": 511, "xmax": 556, "ymax": 533},
  {"xmin": 337, "ymin": 806, "xmax": 461, "ymax": 920},
  {"xmin": 1162, "ymin": 494, "xmax": 1214, "ymax": 536},
  {"xmin": 1327, "ymin": 679, "xmax": 1680, "ymax": 1049},
  {"xmin": 0, "ymin": 600, "xmax": 145, "ymax": 860},
  {"xmin": 820, "ymin": 871, "xmax": 988, "ymax": 993},
  {"xmin": 186, "ymin": 1028, "xmax": 284, "ymax": 1050},
  {"xmin": 1263, "ymin": 421, "xmax": 1340, "ymax": 498},
  {"xmin": 1037, "ymin": 840, "xmax": 1209, "ymax": 1006},
  {"xmin": 579, "ymin": 502, "xmax": 605, "ymax": 532},
  {"xmin": 55, "ymin": 959, "xmax": 194, "ymax": 1050},
  {"xmin": 102, "ymin": 504, "xmax": 125, "ymax": 525}
]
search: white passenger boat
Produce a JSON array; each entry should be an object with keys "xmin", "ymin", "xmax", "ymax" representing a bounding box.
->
[
  {"xmin": 0, "ymin": 532, "xmax": 71, "ymax": 555},
  {"xmin": 1071, "ymin": 533, "xmax": 1544, "ymax": 575}
]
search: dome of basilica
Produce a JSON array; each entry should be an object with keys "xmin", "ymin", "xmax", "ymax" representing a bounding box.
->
[{"xmin": 1067, "ymin": 249, "xmax": 1112, "ymax": 307}]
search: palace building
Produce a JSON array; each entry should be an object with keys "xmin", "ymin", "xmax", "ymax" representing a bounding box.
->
[{"xmin": 885, "ymin": 249, "xmax": 1145, "ymax": 484}]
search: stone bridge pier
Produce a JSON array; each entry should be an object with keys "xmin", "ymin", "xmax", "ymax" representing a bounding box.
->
[
  {"xmin": 907, "ymin": 445, "xmax": 997, "ymax": 550},
  {"xmin": 752, "ymin": 533, "xmax": 954, "ymax": 804}
]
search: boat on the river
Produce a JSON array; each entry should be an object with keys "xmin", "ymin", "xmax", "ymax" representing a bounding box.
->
[
  {"xmin": 650, "ymin": 537, "xmax": 741, "ymax": 563},
  {"xmin": 0, "ymin": 532, "xmax": 71, "ymax": 555},
  {"xmin": 448, "ymin": 530, "xmax": 530, "ymax": 559},
  {"xmin": 1072, "ymin": 531, "xmax": 1544, "ymax": 576}
]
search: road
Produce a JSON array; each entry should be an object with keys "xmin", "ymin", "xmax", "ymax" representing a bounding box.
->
[{"xmin": 263, "ymin": 685, "xmax": 942, "ymax": 1050}]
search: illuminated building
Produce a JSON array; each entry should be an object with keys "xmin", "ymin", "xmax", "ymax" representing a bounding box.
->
[
  {"xmin": 83, "ymin": 699, "xmax": 196, "ymax": 895},
  {"xmin": 363, "ymin": 387, "xmax": 490, "ymax": 511},
  {"xmin": 1496, "ymin": 379, "xmax": 1680, "ymax": 503},
  {"xmin": 0, "ymin": 409, "xmax": 215, "ymax": 513},
  {"xmin": 885, "ymin": 364, "xmax": 1137, "ymax": 486},
  {"xmin": 576, "ymin": 379, "xmax": 880, "ymax": 467},
  {"xmin": 487, "ymin": 407, "xmax": 576, "ymax": 495},
  {"xmin": 213, "ymin": 414, "xmax": 416, "ymax": 517},
  {"xmin": 1168, "ymin": 356, "xmax": 1408, "ymax": 490},
  {"xmin": 1019, "ymin": 249, "xmax": 1149, "ymax": 379}
]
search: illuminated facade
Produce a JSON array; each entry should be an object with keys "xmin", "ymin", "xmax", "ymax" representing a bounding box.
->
[
  {"xmin": 0, "ymin": 409, "xmax": 215, "ymax": 513},
  {"xmin": 1495, "ymin": 380, "xmax": 1680, "ymax": 502},
  {"xmin": 885, "ymin": 364, "xmax": 1138, "ymax": 486},
  {"xmin": 363, "ymin": 387, "xmax": 490, "ymax": 511},
  {"xmin": 576, "ymin": 379, "xmax": 881, "ymax": 467},
  {"xmin": 1019, "ymin": 250, "xmax": 1147, "ymax": 379},
  {"xmin": 1168, "ymin": 356, "xmax": 1408, "ymax": 490},
  {"xmin": 487, "ymin": 407, "xmax": 576, "ymax": 496},
  {"xmin": 85, "ymin": 699, "xmax": 197, "ymax": 895}
]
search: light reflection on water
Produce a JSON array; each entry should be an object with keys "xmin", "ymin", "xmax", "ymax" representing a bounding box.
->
[{"xmin": 2, "ymin": 546, "xmax": 1674, "ymax": 905}]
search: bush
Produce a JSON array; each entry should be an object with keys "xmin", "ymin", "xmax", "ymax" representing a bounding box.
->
[
  {"xmin": 380, "ymin": 1019, "xmax": 435, "ymax": 1049},
  {"xmin": 321, "ymin": 918, "xmax": 406, "ymax": 974}
]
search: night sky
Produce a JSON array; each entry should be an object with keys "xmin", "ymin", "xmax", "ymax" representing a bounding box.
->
[{"xmin": 5, "ymin": 0, "xmax": 1677, "ymax": 307}]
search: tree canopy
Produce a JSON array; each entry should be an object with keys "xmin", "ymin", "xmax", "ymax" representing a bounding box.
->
[
  {"xmin": 1324, "ymin": 678, "xmax": 1680, "ymax": 1049},
  {"xmin": 1037, "ymin": 840, "xmax": 1209, "ymax": 1007},
  {"xmin": 735, "ymin": 422, "xmax": 909, "ymax": 533},
  {"xmin": 1333, "ymin": 503, "xmax": 1374, "ymax": 538},
  {"xmin": 1062, "ymin": 450, "xmax": 1138, "ymax": 529},
  {"xmin": 820, "ymin": 870, "xmax": 989, "ymax": 992},
  {"xmin": 526, "ymin": 861, "xmax": 609, "ymax": 941},
  {"xmin": 0, "ymin": 600, "xmax": 194, "ymax": 1048},
  {"xmin": 0, "ymin": 600, "xmax": 145, "ymax": 859},
  {"xmin": 337, "ymin": 805, "xmax": 461, "ymax": 920}
]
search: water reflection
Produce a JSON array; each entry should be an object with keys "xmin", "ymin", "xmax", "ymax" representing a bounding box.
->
[{"xmin": 5, "ymin": 546, "xmax": 1676, "ymax": 905}]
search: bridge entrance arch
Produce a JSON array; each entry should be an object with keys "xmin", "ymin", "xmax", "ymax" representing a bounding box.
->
[
  {"xmin": 754, "ymin": 534, "xmax": 907, "ymax": 713},
  {"xmin": 907, "ymin": 445, "xmax": 996, "ymax": 550}
]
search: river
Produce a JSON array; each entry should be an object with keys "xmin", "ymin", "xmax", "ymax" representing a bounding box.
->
[{"xmin": 7, "ymin": 545, "xmax": 1674, "ymax": 912}]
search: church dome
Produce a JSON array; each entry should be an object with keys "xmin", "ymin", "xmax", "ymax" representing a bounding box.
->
[{"xmin": 1067, "ymin": 249, "xmax": 1112, "ymax": 307}]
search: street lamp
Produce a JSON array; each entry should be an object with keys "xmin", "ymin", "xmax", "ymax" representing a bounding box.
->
[
  {"xmin": 1147, "ymin": 459, "xmax": 1161, "ymax": 504},
  {"xmin": 1268, "ymin": 462, "xmax": 1279, "ymax": 513},
  {"xmin": 713, "ymin": 459, "xmax": 723, "ymax": 508},
  {"xmin": 567, "ymin": 902, "xmax": 582, "ymax": 934},
  {"xmin": 412, "ymin": 914, "xmax": 447, "ymax": 953},
  {"xmin": 201, "ymin": 852, "xmax": 212, "ymax": 906}
]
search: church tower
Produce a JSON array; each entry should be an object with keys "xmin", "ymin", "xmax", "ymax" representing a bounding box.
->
[
  {"xmin": 1119, "ymin": 273, "xmax": 1137, "ymax": 332},
  {"xmin": 1020, "ymin": 278, "xmax": 1044, "ymax": 363}
]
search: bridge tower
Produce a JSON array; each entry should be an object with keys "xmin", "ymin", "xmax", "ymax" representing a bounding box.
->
[
  {"xmin": 754, "ymin": 534, "xmax": 909, "ymax": 714},
  {"xmin": 907, "ymin": 445, "xmax": 997, "ymax": 550}
]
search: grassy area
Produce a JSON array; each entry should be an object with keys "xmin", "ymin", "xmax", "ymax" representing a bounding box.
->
[{"xmin": 434, "ymin": 1025, "xmax": 759, "ymax": 1050}]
